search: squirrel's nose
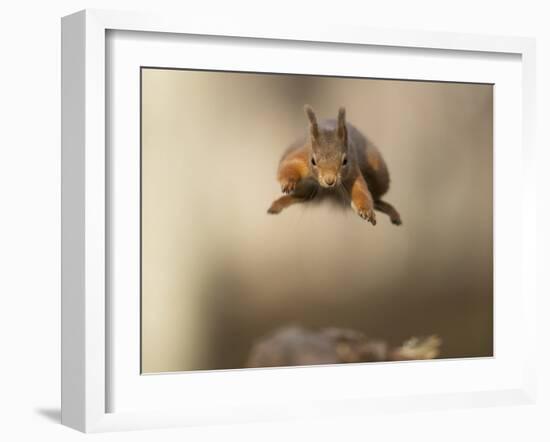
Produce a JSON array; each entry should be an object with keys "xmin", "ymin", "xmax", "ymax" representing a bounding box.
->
[{"xmin": 324, "ymin": 176, "xmax": 336, "ymax": 187}]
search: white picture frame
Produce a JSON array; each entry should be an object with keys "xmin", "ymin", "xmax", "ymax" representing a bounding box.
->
[{"xmin": 61, "ymin": 9, "xmax": 537, "ymax": 433}]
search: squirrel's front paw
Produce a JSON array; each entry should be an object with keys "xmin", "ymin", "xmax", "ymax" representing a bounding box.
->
[
  {"xmin": 280, "ymin": 178, "xmax": 298, "ymax": 194},
  {"xmin": 356, "ymin": 206, "xmax": 377, "ymax": 226}
]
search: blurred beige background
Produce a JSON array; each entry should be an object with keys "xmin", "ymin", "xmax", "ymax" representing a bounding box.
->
[{"xmin": 141, "ymin": 68, "xmax": 493, "ymax": 373}]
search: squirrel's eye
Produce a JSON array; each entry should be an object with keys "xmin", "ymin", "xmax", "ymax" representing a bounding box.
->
[
  {"xmin": 342, "ymin": 156, "xmax": 348, "ymax": 166},
  {"xmin": 311, "ymin": 157, "xmax": 317, "ymax": 166}
]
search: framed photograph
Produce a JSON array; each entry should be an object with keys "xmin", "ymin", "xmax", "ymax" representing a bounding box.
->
[{"xmin": 61, "ymin": 9, "xmax": 537, "ymax": 432}]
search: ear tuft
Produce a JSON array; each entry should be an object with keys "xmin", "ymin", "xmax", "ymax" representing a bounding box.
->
[
  {"xmin": 337, "ymin": 106, "xmax": 347, "ymax": 140},
  {"xmin": 337, "ymin": 107, "xmax": 346, "ymax": 124},
  {"xmin": 304, "ymin": 104, "xmax": 319, "ymax": 139}
]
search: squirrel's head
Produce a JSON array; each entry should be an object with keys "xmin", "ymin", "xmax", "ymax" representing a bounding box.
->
[{"xmin": 304, "ymin": 105, "xmax": 350, "ymax": 188}]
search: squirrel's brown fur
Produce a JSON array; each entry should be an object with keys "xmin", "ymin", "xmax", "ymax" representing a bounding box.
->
[
  {"xmin": 268, "ymin": 105, "xmax": 402, "ymax": 226},
  {"xmin": 246, "ymin": 326, "xmax": 441, "ymax": 368}
]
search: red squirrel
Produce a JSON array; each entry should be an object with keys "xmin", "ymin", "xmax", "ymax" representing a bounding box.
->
[
  {"xmin": 246, "ymin": 326, "xmax": 441, "ymax": 367},
  {"xmin": 268, "ymin": 105, "xmax": 402, "ymax": 226}
]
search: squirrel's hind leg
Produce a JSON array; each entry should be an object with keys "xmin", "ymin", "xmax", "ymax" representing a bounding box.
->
[
  {"xmin": 267, "ymin": 194, "xmax": 309, "ymax": 214},
  {"xmin": 267, "ymin": 181, "xmax": 317, "ymax": 215},
  {"xmin": 374, "ymin": 200, "xmax": 402, "ymax": 225}
]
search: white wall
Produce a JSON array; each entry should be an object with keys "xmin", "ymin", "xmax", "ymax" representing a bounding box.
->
[{"xmin": 0, "ymin": 1, "xmax": 548, "ymax": 440}]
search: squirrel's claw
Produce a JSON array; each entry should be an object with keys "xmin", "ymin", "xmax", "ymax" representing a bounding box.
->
[
  {"xmin": 281, "ymin": 180, "xmax": 297, "ymax": 194},
  {"xmin": 357, "ymin": 207, "xmax": 377, "ymax": 226}
]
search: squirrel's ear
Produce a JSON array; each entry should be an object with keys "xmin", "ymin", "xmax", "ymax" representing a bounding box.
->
[
  {"xmin": 337, "ymin": 107, "xmax": 347, "ymax": 140},
  {"xmin": 304, "ymin": 104, "xmax": 319, "ymax": 140}
]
